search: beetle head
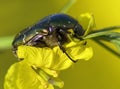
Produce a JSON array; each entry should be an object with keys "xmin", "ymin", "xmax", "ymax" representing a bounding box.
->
[{"xmin": 74, "ymin": 24, "xmax": 85, "ymax": 37}]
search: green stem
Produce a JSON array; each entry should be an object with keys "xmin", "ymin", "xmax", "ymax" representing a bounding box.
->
[
  {"xmin": 84, "ymin": 26, "xmax": 120, "ymax": 39},
  {"xmin": 83, "ymin": 31, "xmax": 111, "ymax": 39},
  {"xmin": 0, "ymin": 35, "xmax": 14, "ymax": 50},
  {"xmin": 83, "ymin": 26, "xmax": 120, "ymax": 58},
  {"xmin": 60, "ymin": 0, "xmax": 77, "ymax": 13},
  {"xmin": 90, "ymin": 26, "xmax": 120, "ymax": 33},
  {"xmin": 93, "ymin": 38, "xmax": 120, "ymax": 58},
  {"xmin": 33, "ymin": 67, "xmax": 64, "ymax": 88}
]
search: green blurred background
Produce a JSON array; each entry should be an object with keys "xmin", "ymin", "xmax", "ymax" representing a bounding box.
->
[{"xmin": 0, "ymin": 0, "xmax": 120, "ymax": 89}]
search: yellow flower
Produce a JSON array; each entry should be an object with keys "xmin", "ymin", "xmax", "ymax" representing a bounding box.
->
[{"xmin": 4, "ymin": 13, "xmax": 94, "ymax": 89}]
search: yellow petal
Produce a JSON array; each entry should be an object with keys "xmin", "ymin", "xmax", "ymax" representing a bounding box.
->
[
  {"xmin": 4, "ymin": 62, "xmax": 54, "ymax": 89},
  {"xmin": 65, "ymin": 44, "xmax": 93, "ymax": 61},
  {"xmin": 17, "ymin": 45, "xmax": 73, "ymax": 70},
  {"xmin": 77, "ymin": 13, "xmax": 95, "ymax": 36}
]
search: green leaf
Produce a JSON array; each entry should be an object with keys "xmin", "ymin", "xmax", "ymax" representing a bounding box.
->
[
  {"xmin": 84, "ymin": 30, "xmax": 120, "ymax": 54},
  {"xmin": 105, "ymin": 32, "xmax": 120, "ymax": 52}
]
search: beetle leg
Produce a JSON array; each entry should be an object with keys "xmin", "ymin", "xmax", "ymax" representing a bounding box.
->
[
  {"xmin": 58, "ymin": 42, "xmax": 77, "ymax": 63},
  {"xmin": 57, "ymin": 29, "xmax": 70, "ymax": 44},
  {"xmin": 57, "ymin": 29, "xmax": 77, "ymax": 63}
]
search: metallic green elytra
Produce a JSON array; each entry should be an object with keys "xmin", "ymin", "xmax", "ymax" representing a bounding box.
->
[{"xmin": 12, "ymin": 14, "xmax": 85, "ymax": 62}]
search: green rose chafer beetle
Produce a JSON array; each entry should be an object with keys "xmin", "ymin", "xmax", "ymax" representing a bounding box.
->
[{"xmin": 12, "ymin": 14, "xmax": 85, "ymax": 62}]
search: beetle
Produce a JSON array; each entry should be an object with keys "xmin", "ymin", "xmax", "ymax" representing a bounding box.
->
[{"xmin": 12, "ymin": 14, "xmax": 85, "ymax": 62}]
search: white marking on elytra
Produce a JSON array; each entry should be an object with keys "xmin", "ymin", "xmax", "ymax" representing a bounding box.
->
[
  {"xmin": 68, "ymin": 21, "xmax": 71, "ymax": 24},
  {"xmin": 36, "ymin": 31, "xmax": 39, "ymax": 34},
  {"xmin": 23, "ymin": 34, "xmax": 26, "ymax": 43},
  {"xmin": 42, "ymin": 29, "xmax": 48, "ymax": 33},
  {"xmin": 35, "ymin": 29, "xmax": 39, "ymax": 34},
  {"xmin": 63, "ymin": 25, "xmax": 66, "ymax": 27},
  {"xmin": 28, "ymin": 26, "xmax": 31, "ymax": 29}
]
